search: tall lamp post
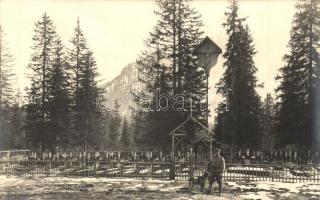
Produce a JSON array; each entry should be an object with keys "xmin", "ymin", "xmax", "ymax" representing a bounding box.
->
[{"xmin": 194, "ymin": 36, "xmax": 222, "ymax": 160}]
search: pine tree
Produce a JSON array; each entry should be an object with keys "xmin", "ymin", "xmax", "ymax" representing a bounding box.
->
[
  {"xmin": 0, "ymin": 26, "xmax": 14, "ymax": 110},
  {"xmin": 25, "ymin": 13, "xmax": 71, "ymax": 152},
  {"xmin": 82, "ymin": 51, "xmax": 104, "ymax": 149},
  {"xmin": 275, "ymin": 0, "xmax": 320, "ymax": 150},
  {"xmin": 121, "ymin": 116, "xmax": 130, "ymax": 149},
  {"xmin": 101, "ymin": 107, "xmax": 112, "ymax": 149},
  {"xmin": 214, "ymin": 102, "xmax": 233, "ymax": 146},
  {"xmin": 0, "ymin": 26, "xmax": 15, "ymax": 150},
  {"xmin": 68, "ymin": 18, "xmax": 88, "ymax": 98},
  {"xmin": 215, "ymin": 0, "xmax": 262, "ymax": 149},
  {"xmin": 108, "ymin": 99, "xmax": 121, "ymax": 149},
  {"xmin": 133, "ymin": 0, "xmax": 206, "ymax": 150},
  {"xmin": 9, "ymin": 89, "xmax": 24, "ymax": 149},
  {"xmin": 68, "ymin": 19, "xmax": 103, "ymax": 150},
  {"xmin": 47, "ymin": 38, "xmax": 71, "ymax": 148},
  {"xmin": 261, "ymin": 94, "xmax": 276, "ymax": 151},
  {"xmin": 24, "ymin": 82, "xmax": 43, "ymax": 149},
  {"xmin": 25, "ymin": 13, "xmax": 58, "ymax": 150},
  {"xmin": 130, "ymin": 106, "xmax": 147, "ymax": 148},
  {"xmin": 68, "ymin": 18, "xmax": 88, "ymax": 146}
]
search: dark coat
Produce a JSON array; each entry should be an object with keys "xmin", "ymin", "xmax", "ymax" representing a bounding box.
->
[{"xmin": 207, "ymin": 155, "xmax": 225, "ymax": 175}]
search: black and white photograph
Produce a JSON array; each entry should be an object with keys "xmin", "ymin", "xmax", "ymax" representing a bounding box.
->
[{"xmin": 0, "ymin": 0, "xmax": 320, "ymax": 199}]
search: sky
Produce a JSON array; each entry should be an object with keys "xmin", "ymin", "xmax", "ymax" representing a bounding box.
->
[{"xmin": 0, "ymin": 0, "xmax": 296, "ymax": 110}]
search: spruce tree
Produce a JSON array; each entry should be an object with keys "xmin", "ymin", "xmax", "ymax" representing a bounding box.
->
[
  {"xmin": 133, "ymin": 0, "xmax": 206, "ymax": 150},
  {"xmin": 275, "ymin": 0, "xmax": 320, "ymax": 150},
  {"xmin": 68, "ymin": 18, "xmax": 88, "ymax": 97},
  {"xmin": 130, "ymin": 106, "xmax": 147, "ymax": 148},
  {"xmin": 9, "ymin": 89, "xmax": 24, "ymax": 149},
  {"xmin": 47, "ymin": 38, "xmax": 71, "ymax": 148},
  {"xmin": 261, "ymin": 94, "xmax": 276, "ymax": 151},
  {"xmin": 215, "ymin": 0, "xmax": 262, "ymax": 149},
  {"xmin": 121, "ymin": 116, "xmax": 130, "ymax": 149},
  {"xmin": 25, "ymin": 13, "xmax": 58, "ymax": 150},
  {"xmin": 25, "ymin": 13, "xmax": 71, "ymax": 152},
  {"xmin": 68, "ymin": 18, "xmax": 88, "ymax": 146},
  {"xmin": 101, "ymin": 107, "xmax": 112, "ymax": 149},
  {"xmin": 0, "ymin": 26, "xmax": 14, "ymax": 109},
  {"xmin": 68, "ymin": 19, "xmax": 103, "ymax": 149},
  {"xmin": 0, "ymin": 26, "xmax": 14, "ymax": 150},
  {"xmin": 108, "ymin": 99, "xmax": 121, "ymax": 149},
  {"xmin": 81, "ymin": 51, "xmax": 104, "ymax": 149}
]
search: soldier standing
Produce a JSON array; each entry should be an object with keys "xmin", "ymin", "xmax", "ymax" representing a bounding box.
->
[{"xmin": 207, "ymin": 148, "xmax": 225, "ymax": 196}]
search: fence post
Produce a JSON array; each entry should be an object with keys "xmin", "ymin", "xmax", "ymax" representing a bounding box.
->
[
  {"xmin": 170, "ymin": 152, "xmax": 175, "ymax": 180},
  {"xmin": 271, "ymin": 165, "xmax": 274, "ymax": 182},
  {"xmin": 94, "ymin": 160, "xmax": 97, "ymax": 177},
  {"xmin": 149, "ymin": 162, "xmax": 153, "ymax": 178},
  {"xmin": 170, "ymin": 135, "xmax": 175, "ymax": 180}
]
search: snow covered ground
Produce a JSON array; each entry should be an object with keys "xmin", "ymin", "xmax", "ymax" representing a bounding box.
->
[{"xmin": 0, "ymin": 175, "xmax": 319, "ymax": 199}]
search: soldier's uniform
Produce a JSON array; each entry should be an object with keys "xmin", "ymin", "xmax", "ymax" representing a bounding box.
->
[
  {"xmin": 189, "ymin": 153, "xmax": 195, "ymax": 178},
  {"xmin": 207, "ymin": 153, "xmax": 225, "ymax": 195}
]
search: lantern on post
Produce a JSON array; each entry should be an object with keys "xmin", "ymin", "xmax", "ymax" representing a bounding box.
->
[{"xmin": 194, "ymin": 36, "xmax": 222, "ymax": 160}]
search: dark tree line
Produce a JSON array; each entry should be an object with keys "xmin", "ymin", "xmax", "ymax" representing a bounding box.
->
[
  {"xmin": 22, "ymin": 14, "xmax": 132, "ymax": 152},
  {"xmin": 1, "ymin": 0, "xmax": 319, "ymax": 153},
  {"xmin": 23, "ymin": 14, "xmax": 106, "ymax": 152},
  {"xmin": 0, "ymin": 15, "xmax": 131, "ymax": 151}
]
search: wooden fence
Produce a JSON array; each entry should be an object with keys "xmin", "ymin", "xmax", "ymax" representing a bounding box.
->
[
  {"xmin": 1, "ymin": 150, "xmax": 319, "ymax": 164},
  {"xmin": 1, "ymin": 160, "xmax": 319, "ymax": 182}
]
